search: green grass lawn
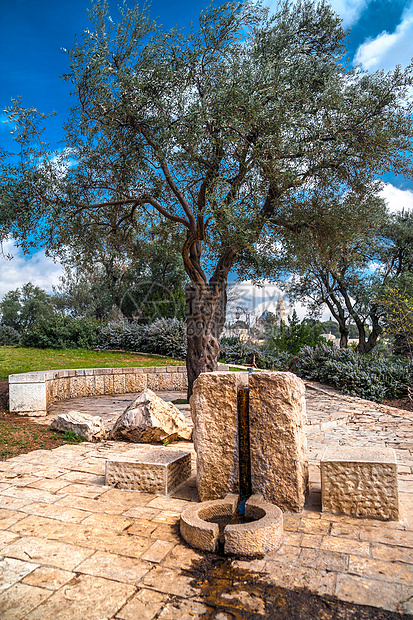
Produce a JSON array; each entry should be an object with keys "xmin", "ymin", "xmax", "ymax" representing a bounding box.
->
[{"xmin": 0, "ymin": 347, "xmax": 183, "ymax": 381}]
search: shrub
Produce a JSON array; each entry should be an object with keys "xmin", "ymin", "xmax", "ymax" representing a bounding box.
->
[
  {"xmin": 0, "ymin": 325, "xmax": 21, "ymax": 346},
  {"xmin": 99, "ymin": 318, "xmax": 187, "ymax": 359},
  {"xmin": 295, "ymin": 344, "xmax": 413, "ymax": 402},
  {"xmin": 22, "ymin": 316, "xmax": 101, "ymax": 349},
  {"xmin": 99, "ymin": 319, "xmax": 142, "ymax": 351},
  {"xmin": 139, "ymin": 318, "xmax": 187, "ymax": 359},
  {"xmin": 219, "ymin": 339, "xmax": 290, "ymax": 370}
]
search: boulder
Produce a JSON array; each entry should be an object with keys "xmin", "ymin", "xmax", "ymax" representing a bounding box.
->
[
  {"xmin": 108, "ymin": 389, "xmax": 192, "ymax": 443},
  {"xmin": 50, "ymin": 411, "xmax": 106, "ymax": 442}
]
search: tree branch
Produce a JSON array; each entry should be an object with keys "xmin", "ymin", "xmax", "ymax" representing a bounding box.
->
[{"xmin": 72, "ymin": 196, "xmax": 191, "ymax": 229}]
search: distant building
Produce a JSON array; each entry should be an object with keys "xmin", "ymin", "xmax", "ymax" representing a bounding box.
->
[
  {"xmin": 275, "ymin": 294, "xmax": 286, "ymax": 326},
  {"xmin": 320, "ymin": 332, "xmax": 340, "ymax": 347},
  {"xmin": 256, "ymin": 294, "xmax": 286, "ymax": 332}
]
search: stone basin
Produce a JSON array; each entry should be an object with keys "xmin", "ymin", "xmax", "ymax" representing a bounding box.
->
[{"xmin": 180, "ymin": 493, "xmax": 283, "ymax": 557}]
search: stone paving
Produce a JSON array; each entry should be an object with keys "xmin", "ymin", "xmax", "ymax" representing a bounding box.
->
[{"xmin": 0, "ymin": 383, "xmax": 412, "ymax": 618}]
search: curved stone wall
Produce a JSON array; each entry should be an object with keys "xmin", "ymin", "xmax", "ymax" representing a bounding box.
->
[{"xmin": 9, "ymin": 365, "xmax": 230, "ymax": 417}]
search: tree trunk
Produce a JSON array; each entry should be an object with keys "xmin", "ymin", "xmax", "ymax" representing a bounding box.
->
[
  {"xmin": 356, "ymin": 311, "xmax": 382, "ymax": 354},
  {"xmin": 339, "ymin": 325, "xmax": 349, "ymax": 348},
  {"xmin": 324, "ymin": 296, "xmax": 348, "ymax": 348},
  {"xmin": 355, "ymin": 323, "xmax": 368, "ymax": 353},
  {"xmin": 186, "ymin": 280, "xmax": 228, "ymax": 399}
]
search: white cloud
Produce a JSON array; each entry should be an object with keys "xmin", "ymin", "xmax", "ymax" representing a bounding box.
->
[
  {"xmin": 380, "ymin": 183, "xmax": 413, "ymax": 213},
  {"xmin": 354, "ymin": 1, "xmax": 413, "ymax": 70},
  {"xmin": 328, "ymin": 0, "xmax": 370, "ymax": 27},
  {"xmin": 263, "ymin": 0, "xmax": 370, "ymax": 27},
  {"xmin": 0, "ymin": 240, "xmax": 63, "ymax": 299}
]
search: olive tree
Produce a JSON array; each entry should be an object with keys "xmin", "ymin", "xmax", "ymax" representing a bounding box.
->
[{"xmin": 1, "ymin": 0, "xmax": 412, "ymax": 395}]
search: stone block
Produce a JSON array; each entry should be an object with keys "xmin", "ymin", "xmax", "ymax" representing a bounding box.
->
[
  {"xmin": 104, "ymin": 375, "xmax": 114, "ymax": 394},
  {"xmin": 69, "ymin": 377, "xmax": 86, "ymax": 399},
  {"xmin": 249, "ymin": 372, "xmax": 308, "ymax": 512},
  {"xmin": 94, "ymin": 375, "xmax": 105, "ymax": 396},
  {"xmin": 93, "ymin": 368, "xmax": 108, "ymax": 376},
  {"xmin": 56, "ymin": 378, "xmax": 69, "ymax": 401},
  {"xmin": 135, "ymin": 373, "xmax": 148, "ymax": 391},
  {"xmin": 50, "ymin": 380, "xmax": 58, "ymax": 400},
  {"xmin": 9, "ymin": 372, "xmax": 45, "ymax": 384},
  {"xmin": 46, "ymin": 381, "xmax": 54, "ymax": 405},
  {"xmin": 113, "ymin": 374, "xmax": 126, "ymax": 394},
  {"xmin": 58, "ymin": 370, "xmax": 72, "ymax": 378},
  {"xmin": 190, "ymin": 371, "xmax": 248, "ymax": 501},
  {"xmin": 105, "ymin": 447, "xmax": 191, "ymax": 494},
  {"xmin": 125, "ymin": 373, "xmax": 137, "ymax": 393},
  {"xmin": 84, "ymin": 376, "xmax": 96, "ymax": 396},
  {"xmin": 9, "ymin": 382, "xmax": 47, "ymax": 416},
  {"xmin": 321, "ymin": 446, "xmax": 399, "ymax": 521},
  {"xmin": 147, "ymin": 372, "xmax": 186, "ymax": 392}
]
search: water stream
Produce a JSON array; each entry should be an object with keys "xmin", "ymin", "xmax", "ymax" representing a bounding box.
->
[{"xmin": 237, "ymin": 385, "xmax": 251, "ymax": 516}]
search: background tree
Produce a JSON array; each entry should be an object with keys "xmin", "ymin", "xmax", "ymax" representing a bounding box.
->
[
  {"xmin": 270, "ymin": 206, "xmax": 413, "ymax": 354},
  {"xmin": 255, "ymin": 192, "xmax": 389, "ymax": 350},
  {"xmin": 273, "ymin": 310, "xmax": 324, "ymax": 355},
  {"xmin": 0, "ymin": 283, "xmax": 55, "ymax": 332},
  {"xmin": 1, "ymin": 0, "xmax": 412, "ymax": 395},
  {"xmin": 377, "ymin": 209, "xmax": 413, "ymax": 356},
  {"xmin": 320, "ymin": 319, "xmax": 340, "ymax": 338},
  {"xmin": 379, "ymin": 285, "xmax": 413, "ymax": 358},
  {"xmin": 53, "ymin": 219, "xmax": 187, "ymax": 321}
]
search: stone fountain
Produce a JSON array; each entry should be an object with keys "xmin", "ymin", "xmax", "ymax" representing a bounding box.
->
[{"xmin": 180, "ymin": 371, "xmax": 308, "ymax": 557}]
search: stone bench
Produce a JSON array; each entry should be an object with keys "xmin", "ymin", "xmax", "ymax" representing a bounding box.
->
[
  {"xmin": 105, "ymin": 446, "xmax": 191, "ymax": 495},
  {"xmin": 320, "ymin": 446, "xmax": 399, "ymax": 521},
  {"xmin": 9, "ymin": 365, "xmax": 229, "ymax": 417}
]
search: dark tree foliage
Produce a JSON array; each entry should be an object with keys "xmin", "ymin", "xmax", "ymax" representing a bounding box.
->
[{"xmin": 53, "ymin": 219, "xmax": 187, "ymax": 321}]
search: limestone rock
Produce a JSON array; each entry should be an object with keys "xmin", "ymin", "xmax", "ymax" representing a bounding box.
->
[
  {"xmin": 108, "ymin": 389, "xmax": 192, "ymax": 443},
  {"xmin": 50, "ymin": 411, "xmax": 106, "ymax": 442},
  {"xmin": 249, "ymin": 372, "xmax": 308, "ymax": 512},
  {"xmin": 190, "ymin": 371, "xmax": 249, "ymax": 501}
]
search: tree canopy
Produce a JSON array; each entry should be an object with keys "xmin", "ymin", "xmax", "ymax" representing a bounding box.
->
[
  {"xmin": 1, "ymin": 0, "xmax": 413, "ymax": 393},
  {"xmin": 0, "ymin": 283, "xmax": 54, "ymax": 332}
]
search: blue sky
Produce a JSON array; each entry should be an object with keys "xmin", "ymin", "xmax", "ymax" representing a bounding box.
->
[{"xmin": 1, "ymin": 0, "xmax": 413, "ymax": 309}]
